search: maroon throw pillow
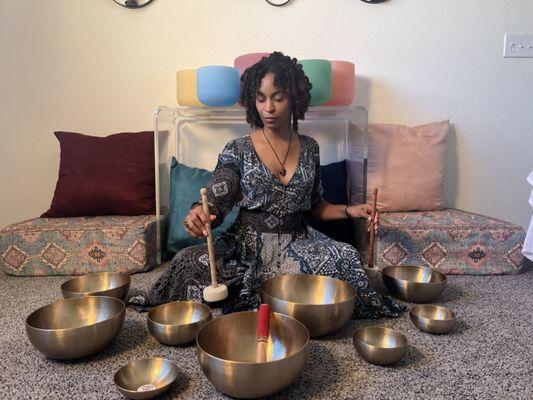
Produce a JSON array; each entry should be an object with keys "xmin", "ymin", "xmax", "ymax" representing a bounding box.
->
[{"xmin": 41, "ymin": 131, "xmax": 155, "ymax": 217}]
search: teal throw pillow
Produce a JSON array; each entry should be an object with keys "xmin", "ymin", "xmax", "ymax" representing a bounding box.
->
[{"xmin": 166, "ymin": 157, "xmax": 239, "ymax": 255}]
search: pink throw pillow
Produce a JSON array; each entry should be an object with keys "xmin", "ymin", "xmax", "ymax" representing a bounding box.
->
[{"xmin": 350, "ymin": 120, "xmax": 449, "ymax": 212}]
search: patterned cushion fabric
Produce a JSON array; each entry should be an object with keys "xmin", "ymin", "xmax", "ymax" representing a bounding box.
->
[
  {"xmin": 376, "ymin": 209, "xmax": 525, "ymax": 275},
  {"xmin": 0, "ymin": 216, "xmax": 157, "ymax": 276}
]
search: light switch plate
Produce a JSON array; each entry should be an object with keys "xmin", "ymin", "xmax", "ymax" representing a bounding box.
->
[{"xmin": 503, "ymin": 33, "xmax": 533, "ymax": 58}]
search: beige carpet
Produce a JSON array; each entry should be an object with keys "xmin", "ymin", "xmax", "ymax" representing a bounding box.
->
[{"xmin": 1, "ymin": 261, "xmax": 532, "ymax": 399}]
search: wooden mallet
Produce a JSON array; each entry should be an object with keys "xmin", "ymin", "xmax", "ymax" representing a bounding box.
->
[
  {"xmin": 256, "ymin": 303, "xmax": 271, "ymax": 363},
  {"xmin": 367, "ymin": 188, "xmax": 379, "ymax": 269},
  {"xmin": 200, "ymin": 188, "xmax": 228, "ymax": 303}
]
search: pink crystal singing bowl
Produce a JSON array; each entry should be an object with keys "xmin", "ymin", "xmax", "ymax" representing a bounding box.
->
[
  {"xmin": 323, "ymin": 60, "xmax": 355, "ymax": 106},
  {"xmin": 234, "ymin": 52, "xmax": 271, "ymax": 75}
]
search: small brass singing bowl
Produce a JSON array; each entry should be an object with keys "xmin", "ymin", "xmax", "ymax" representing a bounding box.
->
[
  {"xmin": 382, "ymin": 265, "xmax": 446, "ymax": 303},
  {"xmin": 410, "ymin": 305, "xmax": 456, "ymax": 334},
  {"xmin": 196, "ymin": 311, "xmax": 309, "ymax": 399},
  {"xmin": 114, "ymin": 357, "xmax": 179, "ymax": 399},
  {"xmin": 147, "ymin": 301, "xmax": 211, "ymax": 345},
  {"xmin": 61, "ymin": 272, "xmax": 131, "ymax": 300},
  {"xmin": 26, "ymin": 296, "xmax": 125, "ymax": 360},
  {"xmin": 261, "ymin": 274, "xmax": 356, "ymax": 337},
  {"xmin": 353, "ymin": 326, "xmax": 407, "ymax": 365}
]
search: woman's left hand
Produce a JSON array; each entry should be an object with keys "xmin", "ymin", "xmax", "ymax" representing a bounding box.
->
[{"xmin": 346, "ymin": 204, "xmax": 379, "ymax": 234}]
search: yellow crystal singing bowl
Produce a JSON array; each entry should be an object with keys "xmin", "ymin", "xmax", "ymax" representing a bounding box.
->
[
  {"xmin": 26, "ymin": 296, "xmax": 125, "ymax": 359},
  {"xmin": 261, "ymin": 274, "xmax": 356, "ymax": 337},
  {"xmin": 147, "ymin": 300, "xmax": 211, "ymax": 345},
  {"xmin": 196, "ymin": 310, "xmax": 309, "ymax": 399}
]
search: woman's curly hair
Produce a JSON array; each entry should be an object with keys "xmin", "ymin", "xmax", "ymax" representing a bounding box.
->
[{"xmin": 239, "ymin": 52, "xmax": 312, "ymax": 132}]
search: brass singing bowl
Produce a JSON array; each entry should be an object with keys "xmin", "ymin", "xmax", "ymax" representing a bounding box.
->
[
  {"xmin": 114, "ymin": 357, "xmax": 179, "ymax": 399},
  {"xmin": 26, "ymin": 296, "xmax": 125, "ymax": 360},
  {"xmin": 261, "ymin": 274, "xmax": 356, "ymax": 337},
  {"xmin": 61, "ymin": 272, "xmax": 131, "ymax": 300},
  {"xmin": 410, "ymin": 304, "xmax": 456, "ymax": 334},
  {"xmin": 382, "ymin": 265, "xmax": 447, "ymax": 303},
  {"xmin": 353, "ymin": 326, "xmax": 407, "ymax": 365},
  {"xmin": 147, "ymin": 301, "xmax": 211, "ymax": 345},
  {"xmin": 196, "ymin": 311, "xmax": 309, "ymax": 399}
]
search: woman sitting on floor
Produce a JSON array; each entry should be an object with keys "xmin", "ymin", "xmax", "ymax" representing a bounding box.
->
[{"xmin": 131, "ymin": 51, "xmax": 404, "ymax": 318}]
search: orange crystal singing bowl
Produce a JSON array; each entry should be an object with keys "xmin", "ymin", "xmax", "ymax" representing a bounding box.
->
[{"xmin": 323, "ymin": 60, "xmax": 355, "ymax": 106}]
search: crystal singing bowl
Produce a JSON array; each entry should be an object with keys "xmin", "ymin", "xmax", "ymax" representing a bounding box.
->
[
  {"xmin": 261, "ymin": 274, "xmax": 356, "ymax": 337},
  {"xmin": 382, "ymin": 265, "xmax": 447, "ymax": 303},
  {"xmin": 26, "ymin": 296, "xmax": 125, "ymax": 359},
  {"xmin": 353, "ymin": 326, "xmax": 407, "ymax": 365},
  {"xmin": 196, "ymin": 311, "xmax": 309, "ymax": 399},
  {"xmin": 147, "ymin": 300, "xmax": 211, "ymax": 345},
  {"xmin": 114, "ymin": 357, "xmax": 180, "ymax": 400},
  {"xmin": 410, "ymin": 304, "xmax": 456, "ymax": 334},
  {"xmin": 61, "ymin": 272, "xmax": 131, "ymax": 300}
]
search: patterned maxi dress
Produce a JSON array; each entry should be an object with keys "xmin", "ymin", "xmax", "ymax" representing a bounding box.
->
[{"xmin": 132, "ymin": 135, "xmax": 404, "ymax": 318}]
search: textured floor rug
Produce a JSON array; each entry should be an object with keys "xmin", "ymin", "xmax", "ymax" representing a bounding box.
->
[{"xmin": 1, "ymin": 262, "xmax": 532, "ymax": 399}]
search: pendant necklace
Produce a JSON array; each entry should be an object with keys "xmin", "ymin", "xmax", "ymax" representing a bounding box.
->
[{"xmin": 262, "ymin": 128, "xmax": 293, "ymax": 177}]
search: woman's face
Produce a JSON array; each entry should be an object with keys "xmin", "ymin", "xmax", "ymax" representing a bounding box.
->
[{"xmin": 255, "ymin": 72, "xmax": 292, "ymax": 131}]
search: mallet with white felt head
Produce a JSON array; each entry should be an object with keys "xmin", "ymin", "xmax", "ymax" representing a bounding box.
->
[{"xmin": 200, "ymin": 188, "xmax": 228, "ymax": 303}]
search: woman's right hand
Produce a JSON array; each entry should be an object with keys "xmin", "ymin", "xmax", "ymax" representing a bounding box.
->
[{"xmin": 183, "ymin": 205, "xmax": 217, "ymax": 238}]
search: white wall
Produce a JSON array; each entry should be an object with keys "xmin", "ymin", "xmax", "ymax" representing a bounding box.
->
[{"xmin": 0, "ymin": 0, "xmax": 532, "ymax": 229}]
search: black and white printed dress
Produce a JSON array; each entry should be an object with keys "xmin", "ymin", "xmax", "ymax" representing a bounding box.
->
[{"xmin": 132, "ymin": 135, "xmax": 404, "ymax": 318}]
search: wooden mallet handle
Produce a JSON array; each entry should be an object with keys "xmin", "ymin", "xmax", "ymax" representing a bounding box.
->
[
  {"xmin": 200, "ymin": 188, "xmax": 218, "ymax": 288},
  {"xmin": 368, "ymin": 188, "xmax": 379, "ymax": 269},
  {"xmin": 256, "ymin": 304, "xmax": 271, "ymax": 363}
]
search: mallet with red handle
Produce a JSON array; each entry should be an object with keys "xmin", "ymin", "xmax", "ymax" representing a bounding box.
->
[{"xmin": 256, "ymin": 304, "xmax": 271, "ymax": 363}]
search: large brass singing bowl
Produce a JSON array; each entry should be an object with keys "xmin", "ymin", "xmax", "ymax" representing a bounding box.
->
[
  {"xmin": 196, "ymin": 311, "xmax": 309, "ymax": 399},
  {"xmin": 114, "ymin": 357, "xmax": 179, "ymax": 399},
  {"xmin": 61, "ymin": 272, "xmax": 131, "ymax": 300},
  {"xmin": 382, "ymin": 265, "xmax": 446, "ymax": 303},
  {"xmin": 410, "ymin": 304, "xmax": 456, "ymax": 334},
  {"xmin": 26, "ymin": 296, "xmax": 125, "ymax": 360},
  {"xmin": 261, "ymin": 274, "xmax": 356, "ymax": 337},
  {"xmin": 147, "ymin": 300, "xmax": 211, "ymax": 345},
  {"xmin": 353, "ymin": 326, "xmax": 407, "ymax": 365}
]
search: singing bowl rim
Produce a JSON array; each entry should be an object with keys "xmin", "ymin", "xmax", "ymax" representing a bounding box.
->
[
  {"xmin": 353, "ymin": 326, "xmax": 407, "ymax": 350},
  {"xmin": 196, "ymin": 310, "xmax": 310, "ymax": 365},
  {"xmin": 26, "ymin": 296, "xmax": 126, "ymax": 333},
  {"xmin": 113, "ymin": 357, "xmax": 179, "ymax": 395},
  {"xmin": 147, "ymin": 300, "xmax": 212, "ymax": 328},
  {"xmin": 409, "ymin": 305, "xmax": 456, "ymax": 322},
  {"xmin": 381, "ymin": 265, "xmax": 447, "ymax": 285},
  {"xmin": 61, "ymin": 272, "xmax": 131, "ymax": 297},
  {"xmin": 261, "ymin": 274, "xmax": 357, "ymax": 306}
]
